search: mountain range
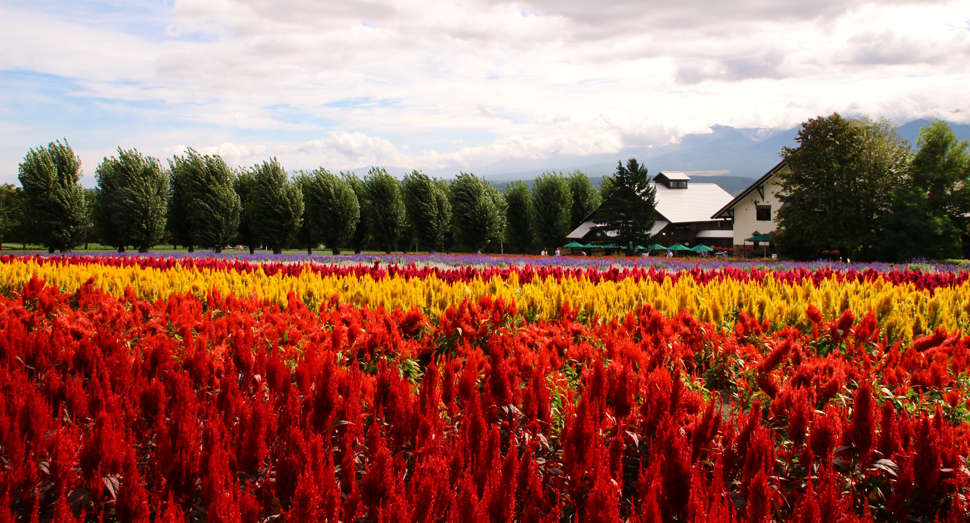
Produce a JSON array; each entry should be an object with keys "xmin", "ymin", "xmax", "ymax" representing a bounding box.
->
[{"xmin": 428, "ymin": 118, "xmax": 970, "ymax": 196}]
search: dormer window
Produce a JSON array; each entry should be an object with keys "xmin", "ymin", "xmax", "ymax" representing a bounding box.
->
[{"xmin": 654, "ymin": 171, "xmax": 691, "ymax": 189}]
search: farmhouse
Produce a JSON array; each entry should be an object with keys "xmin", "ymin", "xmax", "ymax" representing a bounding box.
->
[
  {"xmin": 567, "ymin": 171, "xmax": 735, "ymax": 248},
  {"xmin": 710, "ymin": 160, "xmax": 788, "ymax": 250}
]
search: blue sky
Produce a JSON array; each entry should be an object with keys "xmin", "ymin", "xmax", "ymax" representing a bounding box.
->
[{"xmin": 2, "ymin": 0, "xmax": 970, "ymax": 186}]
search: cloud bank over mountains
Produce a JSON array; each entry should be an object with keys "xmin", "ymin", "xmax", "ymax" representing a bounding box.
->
[{"xmin": 2, "ymin": 0, "xmax": 969, "ymax": 184}]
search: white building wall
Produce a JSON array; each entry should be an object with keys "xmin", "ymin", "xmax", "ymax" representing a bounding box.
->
[{"xmin": 731, "ymin": 166, "xmax": 789, "ymax": 246}]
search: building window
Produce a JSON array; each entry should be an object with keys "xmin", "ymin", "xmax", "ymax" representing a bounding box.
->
[{"xmin": 756, "ymin": 205, "xmax": 771, "ymax": 221}]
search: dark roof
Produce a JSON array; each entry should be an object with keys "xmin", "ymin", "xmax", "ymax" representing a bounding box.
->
[
  {"xmin": 711, "ymin": 160, "xmax": 788, "ymax": 219},
  {"xmin": 654, "ymin": 171, "xmax": 691, "ymax": 182}
]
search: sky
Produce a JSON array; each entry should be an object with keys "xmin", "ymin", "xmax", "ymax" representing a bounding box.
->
[{"xmin": 2, "ymin": 0, "xmax": 970, "ymax": 186}]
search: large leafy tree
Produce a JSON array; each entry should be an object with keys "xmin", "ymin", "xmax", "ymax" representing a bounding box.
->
[
  {"xmin": 775, "ymin": 114, "xmax": 909, "ymax": 261},
  {"xmin": 365, "ymin": 167, "xmax": 406, "ymax": 254},
  {"xmin": 94, "ymin": 148, "xmax": 169, "ymax": 252},
  {"xmin": 531, "ymin": 171, "xmax": 573, "ymax": 251},
  {"xmin": 594, "ymin": 158, "xmax": 657, "ymax": 254},
  {"xmin": 345, "ymin": 173, "xmax": 371, "ymax": 253},
  {"xmin": 450, "ymin": 172, "xmax": 504, "ymax": 253},
  {"xmin": 873, "ymin": 185, "xmax": 959, "ymax": 262},
  {"xmin": 910, "ymin": 120, "xmax": 970, "ymax": 257},
  {"xmin": 233, "ymin": 169, "xmax": 260, "ymax": 254},
  {"xmin": 402, "ymin": 170, "xmax": 451, "ymax": 252},
  {"xmin": 18, "ymin": 140, "xmax": 88, "ymax": 253},
  {"xmin": 503, "ymin": 180, "xmax": 534, "ymax": 253},
  {"xmin": 0, "ymin": 184, "xmax": 27, "ymax": 250},
  {"xmin": 567, "ymin": 170, "xmax": 601, "ymax": 229},
  {"xmin": 301, "ymin": 168, "xmax": 359, "ymax": 255},
  {"xmin": 168, "ymin": 149, "xmax": 240, "ymax": 253},
  {"xmin": 251, "ymin": 158, "xmax": 303, "ymax": 254}
]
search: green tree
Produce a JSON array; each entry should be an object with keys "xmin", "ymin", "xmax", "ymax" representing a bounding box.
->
[
  {"xmin": 18, "ymin": 140, "xmax": 88, "ymax": 253},
  {"xmin": 251, "ymin": 158, "xmax": 303, "ymax": 254},
  {"xmin": 0, "ymin": 184, "xmax": 27, "ymax": 250},
  {"xmin": 910, "ymin": 120, "xmax": 970, "ymax": 257},
  {"xmin": 599, "ymin": 176, "xmax": 615, "ymax": 202},
  {"xmin": 873, "ymin": 185, "xmax": 959, "ymax": 262},
  {"xmin": 302, "ymin": 168, "xmax": 359, "ymax": 255},
  {"xmin": 402, "ymin": 170, "xmax": 452, "ymax": 252},
  {"xmin": 567, "ymin": 170, "xmax": 601, "ymax": 229},
  {"xmin": 233, "ymin": 169, "xmax": 260, "ymax": 254},
  {"xmin": 486, "ymin": 184, "xmax": 507, "ymax": 253},
  {"xmin": 345, "ymin": 173, "xmax": 371, "ymax": 253},
  {"xmin": 450, "ymin": 172, "xmax": 503, "ymax": 253},
  {"xmin": 503, "ymin": 180, "xmax": 534, "ymax": 253},
  {"xmin": 168, "ymin": 149, "xmax": 241, "ymax": 253},
  {"xmin": 1, "ymin": 186, "xmax": 29, "ymax": 249},
  {"xmin": 775, "ymin": 114, "xmax": 910, "ymax": 261},
  {"xmin": 94, "ymin": 148, "xmax": 169, "ymax": 252},
  {"xmin": 594, "ymin": 158, "xmax": 657, "ymax": 254},
  {"xmin": 531, "ymin": 172, "xmax": 573, "ymax": 251},
  {"xmin": 365, "ymin": 167, "xmax": 406, "ymax": 254},
  {"xmin": 82, "ymin": 188, "xmax": 99, "ymax": 249},
  {"xmin": 167, "ymin": 158, "xmax": 195, "ymax": 251}
]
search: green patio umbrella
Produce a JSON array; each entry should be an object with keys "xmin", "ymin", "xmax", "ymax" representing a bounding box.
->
[
  {"xmin": 667, "ymin": 244, "xmax": 691, "ymax": 251},
  {"xmin": 563, "ymin": 241, "xmax": 586, "ymax": 248},
  {"xmin": 690, "ymin": 244, "xmax": 714, "ymax": 252},
  {"xmin": 647, "ymin": 244, "xmax": 666, "ymax": 250},
  {"xmin": 745, "ymin": 234, "xmax": 772, "ymax": 242}
]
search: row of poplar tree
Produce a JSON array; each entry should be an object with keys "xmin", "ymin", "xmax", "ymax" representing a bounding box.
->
[{"xmin": 2, "ymin": 142, "xmax": 608, "ymax": 254}]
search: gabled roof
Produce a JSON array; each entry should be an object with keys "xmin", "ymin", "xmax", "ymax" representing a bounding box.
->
[
  {"xmin": 711, "ymin": 160, "xmax": 788, "ymax": 219},
  {"xmin": 567, "ymin": 219, "xmax": 668, "ymax": 240},
  {"xmin": 653, "ymin": 182, "xmax": 734, "ymax": 224}
]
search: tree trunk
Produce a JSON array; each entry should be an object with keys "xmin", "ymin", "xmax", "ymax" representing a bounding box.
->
[
  {"xmin": 249, "ymin": 246, "xmax": 255, "ymax": 255},
  {"xmin": 355, "ymin": 248, "xmax": 361, "ymax": 254},
  {"xmin": 273, "ymin": 247, "xmax": 282, "ymax": 254},
  {"xmin": 118, "ymin": 246, "xmax": 125, "ymax": 253},
  {"xmin": 307, "ymin": 246, "xmax": 312, "ymax": 255},
  {"xmin": 48, "ymin": 246, "xmax": 55, "ymax": 254},
  {"xmin": 139, "ymin": 246, "xmax": 149, "ymax": 253},
  {"xmin": 214, "ymin": 246, "xmax": 222, "ymax": 253},
  {"xmin": 188, "ymin": 245, "xmax": 194, "ymax": 253},
  {"xmin": 332, "ymin": 246, "xmax": 341, "ymax": 255}
]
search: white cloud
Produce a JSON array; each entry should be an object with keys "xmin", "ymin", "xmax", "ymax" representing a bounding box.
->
[{"xmin": 3, "ymin": 0, "xmax": 970, "ymax": 185}]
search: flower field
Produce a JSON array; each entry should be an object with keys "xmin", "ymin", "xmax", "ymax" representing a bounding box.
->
[{"xmin": 1, "ymin": 255, "xmax": 970, "ymax": 522}]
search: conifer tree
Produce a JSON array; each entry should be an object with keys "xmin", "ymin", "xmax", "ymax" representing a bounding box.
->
[{"xmin": 594, "ymin": 158, "xmax": 656, "ymax": 254}]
